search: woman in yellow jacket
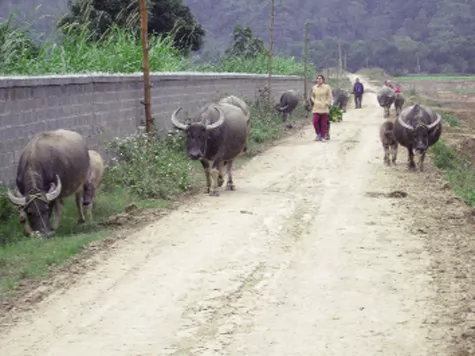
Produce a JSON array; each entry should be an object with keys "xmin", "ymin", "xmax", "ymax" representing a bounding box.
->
[{"xmin": 311, "ymin": 74, "xmax": 333, "ymax": 142}]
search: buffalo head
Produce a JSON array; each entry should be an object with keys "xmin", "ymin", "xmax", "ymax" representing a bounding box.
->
[
  {"xmin": 7, "ymin": 174, "xmax": 62, "ymax": 238},
  {"xmin": 397, "ymin": 105, "xmax": 441, "ymax": 153},
  {"xmin": 171, "ymin": 105, "xmax": 225, "ymax": 160}
]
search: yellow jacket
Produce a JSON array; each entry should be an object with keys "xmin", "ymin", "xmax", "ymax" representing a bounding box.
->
[{"xmin": 311, "ymin": 83, "xmax": 333, "ymax": 114}]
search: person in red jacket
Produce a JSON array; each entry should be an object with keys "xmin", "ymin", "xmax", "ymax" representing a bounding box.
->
[{"xmin": 394, "ymin": 83, "xmax": 402, "ymax": 93}]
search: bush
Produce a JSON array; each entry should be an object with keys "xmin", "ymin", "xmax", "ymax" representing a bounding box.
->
[{"xmin": 103, "ymin": 131, "xmax": 194, "ymax": 200}]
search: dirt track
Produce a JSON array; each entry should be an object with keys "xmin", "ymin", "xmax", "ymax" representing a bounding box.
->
[{"xmin": 0, "ymin": 75, "xmax": 473, "ymax": 355}]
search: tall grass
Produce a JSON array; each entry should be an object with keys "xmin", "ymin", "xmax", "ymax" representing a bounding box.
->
[{"xmin": 0, "ymin": 20, "xmax": 312, "ymax": 76}]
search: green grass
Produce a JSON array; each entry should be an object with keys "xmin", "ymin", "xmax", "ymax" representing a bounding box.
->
[
  {"xmin": 441, "ymin": 112, "xmax": 461, "ymax": 127},
  {"xmin": 430, "ymin": 139, "xmax": 475, "ymax": 207},
  {"xmin": 0, "ymin": 21, "xmax": 312, "ymax": 76},
  {"xmin": 449, "ymin": 89, "xmax": 475, "ymax": 94},
  {"xmin": 395, "ymin": 75, "xmax": 475, "ymax": 81},
  {"xmin": 0, "ymin": 93, "xmax": 312, "ymax": 304}
]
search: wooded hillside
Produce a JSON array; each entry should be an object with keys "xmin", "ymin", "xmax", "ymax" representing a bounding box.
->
[{"xmin": 184, "ymin": 0, "xmax": 475, "ymax": 75}]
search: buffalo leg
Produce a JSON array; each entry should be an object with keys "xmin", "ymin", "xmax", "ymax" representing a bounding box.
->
[
  {"xmin": 418, "ymin": 151, "xmax": 426, "ymax": 172},
  {"xmin": 52, "ymin": 198, "xmax": 64, "ymax": 230},
  {"xmin": 75, "ymin": 192, "xmax": 86, "ymax": 223},
  {"xmin": 407, "ymin": 147, "xmax": 416, "ymax": 171},
  {"xmin": 209, "ymin": 160, "xmax": 222, "ymax": 196},
  {"xmin": 200, "ymin": 160, "xmax": 211, "ymax": 193},
  {"xmin": 225, "ymin": 160, "xmax": 235, "ymax": 191},
  {"xmin": 391, "ymin": 143, "xmax": 398, "ymax": 165},
  {"xmin": 218, "ymin": 161, "xmax": 227, "ymax": 187},
  {"xmin": 383, "ymin": 145, "xmax": 390, "ymax": 166},
  {"xmin": 384, "ymin": 106, "xmax": 389, "ymax": 118}
]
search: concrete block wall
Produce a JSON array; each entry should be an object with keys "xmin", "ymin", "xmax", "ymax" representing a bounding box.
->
[{"xmin": 0, "ymin": 72, "xmax": 310, "ymax": 184}]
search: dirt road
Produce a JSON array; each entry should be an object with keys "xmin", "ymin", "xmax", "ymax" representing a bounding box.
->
[{"xmin": 0, "ymin": 75, "xmax": 473, "ymax": 355}]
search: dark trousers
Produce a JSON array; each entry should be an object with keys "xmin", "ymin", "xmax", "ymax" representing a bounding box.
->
[{"xmin": 355, "ymin": 94, "xmax": 363, "ymax": 108}]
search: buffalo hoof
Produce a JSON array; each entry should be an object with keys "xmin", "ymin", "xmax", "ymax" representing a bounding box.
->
[
  {"xmin": 77, "ymin": 218, "xmax": 85, "ymax": 224},
  {"xmin": 209, "ymin": 191, "xmax": 220, "ymax": 197},
  {"xmin": 217, "ymin": 176, "xmax": 224, "ymax": 187},
  {"xmin": 226, "ymin": 184, "xmax": 235, "ymax": 191},
  {"xmin": 203, "ymin": 187, "xmax": 210, "ymax": 194}
]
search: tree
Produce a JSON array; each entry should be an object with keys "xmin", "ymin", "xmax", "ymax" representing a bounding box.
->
[
  {"xmin": 223, "ymin": 24, "xmax": 267, "ymax": 58},
  {"xmin": 58, "ymin": 0, "xmax": 205, "ymax": 54}
]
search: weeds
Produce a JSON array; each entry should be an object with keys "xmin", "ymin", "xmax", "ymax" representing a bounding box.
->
[{"xmin": 431, "ymin": 139, "xmax": 475, "ymax": 206}]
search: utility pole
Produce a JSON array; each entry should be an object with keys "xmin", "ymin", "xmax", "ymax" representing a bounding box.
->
[
  {"xmin": 267, "ymin": 0, "xmax": 275, "ymax": 105},
  {"xmin": 303, "ymin": 22, "xmax": 309, "ymax": 100},
  {"xmin": 139, "ymin": 0, "xmax": 153, "ymax": 142}
]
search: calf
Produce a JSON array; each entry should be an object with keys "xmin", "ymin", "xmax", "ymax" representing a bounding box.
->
[
  {"xmin": 82, "ymin": 150, "xmax": 105, "ymax": 221},
  {"xmin": 379, "ymin": 120, "xmax": 398, "ymax": 166}
]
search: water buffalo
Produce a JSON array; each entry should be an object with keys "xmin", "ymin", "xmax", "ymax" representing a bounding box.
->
[
  {"xmin": 171, "ymin": 97, "xmax": 250, "ymax": 196},
  {"xmin": 394, "ymin": 92, "xmax": 405, "ymax": 116},
  {"xmin": 332, "ymin": 88, "xmax": 350, "ymax": 113},
  {"xmin": 82, "ymin": 150, "xmax": 105, "ymax": 221},
  {"xmin": 7, "ymin": 129, "xmax": 90, "ymax": 237},
  {"xmin": 379, "ymin": 120, "xmax": 398, "ymax": 166},
  {"xmin": 377, "ymin": 86, "xmax": 395, "ymax": 118},
  {"xmin": 394, "ymin": 104, "xmax": 442, "ymax": 172},
  {"xmin": 275, "ymin": 89, "xmax": 299, "ymax": 122}
]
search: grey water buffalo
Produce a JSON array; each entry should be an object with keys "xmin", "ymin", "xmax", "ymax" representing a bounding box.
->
[
  {"xmin": 82, "ymin": 150, "xmax": 105, "ymax": 221},
  {"xmin": 394, "ymin": 104, "xmax": 442, "ymax": 172},
  {"xmin": 171, "ymin": 96, "xmax": 250, "ymax": 196},
  {"xmin": 275, "ymin": 89, "xmax": 299, "ymax": 122},
  {"xmin": 377, "ymin": 86, "xmax": 396, "ymax": 118},
  {"xmin": 379, "ymin": 120, "xmax": 398, "ymax": 166},
  {"xmin": 7, "ymin": 129, "xmax": 90, "ymax": 237},
  {"xmin": 332, "ymin": 88, "xmax": 350, "ymax": 113},
  {"xmin": 394, "ymin": 92, "xmax": 405, "ymax": 116}
]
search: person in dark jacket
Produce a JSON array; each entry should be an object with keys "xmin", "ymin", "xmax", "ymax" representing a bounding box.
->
[{"xmin": 353, "ymin": 78, "xmax": 364, "ymax": 109}]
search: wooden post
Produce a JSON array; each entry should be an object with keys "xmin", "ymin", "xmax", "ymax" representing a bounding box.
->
[
  {"xmin": 139, "ymin": 0, "xmax": 153, "ymax": 142},
  {"xmin": 267, "ymin": 0, "xmax": 275, "ymax": 105},
  {"xmin": 303, "ymin": 22, "xmax": 309, "ymax": 100}
]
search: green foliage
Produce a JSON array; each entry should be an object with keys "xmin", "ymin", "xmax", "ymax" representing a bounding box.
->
[
  {"xmin": 184, "ymin": 0, "xmax": 475, "ymax": 75},
  {"xmin": 57, "ymin": 0, "xmax": 205, "ymax": 54},
  {"xmin": 430, "ymin": 139, "xmax": 475, "ymax": 206},
  {"xmin": 441, "ymin": 113, "xmax": 460, "ymax": 127},
  {"xmin": 329, "ymin": 105, "xmax": 343, "ymax": 122},
  {"xmin": 103, "ymin": 131, "xmax": 194, "ymax": 200},
  {"xmin": 224, "ymin": 24, "xmax": 267, "ymax": 59}
]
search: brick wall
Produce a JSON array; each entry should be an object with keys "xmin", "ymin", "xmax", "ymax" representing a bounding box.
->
[{"xmin": 0, "ymin": 72, "xmax": 311, "ymax": 184}]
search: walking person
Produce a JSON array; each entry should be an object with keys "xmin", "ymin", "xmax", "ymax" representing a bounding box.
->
[
  {"xmin": 353, "ymin": 77, "xmax": 364, "ymax": 108},
  {"xmin": 311, "ymin": 74, "xmax": 333, "ymax": 142}
]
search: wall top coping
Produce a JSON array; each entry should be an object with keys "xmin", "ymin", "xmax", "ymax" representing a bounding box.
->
[{"xmin": 0, "ymin": 71, "xmax": 303, "ymax": 89}]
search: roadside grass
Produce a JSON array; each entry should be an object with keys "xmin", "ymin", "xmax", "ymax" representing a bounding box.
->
[
  {"xmin": 0, "ymin": 94, "xmax": 312, "ymax": 304},
  {"xmin": 395, "ymin": 75, "xmax": 475, "ymax": 81},
  {"xmin": 430, "ymin": 139, "xmax": 475, "ymax": 207}
]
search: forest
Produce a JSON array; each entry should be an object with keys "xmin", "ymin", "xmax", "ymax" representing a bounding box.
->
[
  {"xmin": 184, "ymin": 0, "xmax": 475, "ymax": 75},
  {"xmin": 1, "ymin": 0, "xmax": 474, "ymax": 75}
]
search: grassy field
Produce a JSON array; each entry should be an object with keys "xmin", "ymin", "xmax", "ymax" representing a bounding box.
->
[{"xmin": 395, "ymin": 75, "xmax": 475, "ymax": 81}]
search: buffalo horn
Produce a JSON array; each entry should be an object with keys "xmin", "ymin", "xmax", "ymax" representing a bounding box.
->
[
  {"xmin": 171, "ymin": 107, "xmax": 188, "ymax": 130},
  {"xmin": 7, "ymin": 187, "xmax": 26, "ymax": 206},
  {"xmin": 206, "ymin": 106, "xmax": 225, "ymax": 130},
  {"xmin": 397, "ymin": 114, "xmax": 414, "ymax": 131},
  {"xmin": 427, "ymin": 114, "xmax": 441, "ymax": 130},
  {"xmin": 45, "ymin": 175, "xmax": 62, "ymax": 201}
]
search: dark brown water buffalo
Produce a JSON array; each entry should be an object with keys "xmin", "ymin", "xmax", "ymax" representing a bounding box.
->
[
  {"xmin": 275, "ymin": 89, "xmax": 299, "ymax": 122},
  {"xmin": 379, "ymin": 120, "xmax": 398, "ymax": 166},
  {"xmin": 394, "ymin": 92, "xmax": 405, "ymax": 116},
  {"xmin": 394, "ymin": 104, "xmax": 442, "ymax": 172},
  {"xmin": 332, "ymin": 88, "xmax": 350, "ymax": 113},
  {"xmin": 7, "ymin": 129, "xmax": 90, "ymax": 237},
  {"xmin": 171, "ymin": 97, "xmax": 250, "ymax": 196},
  {"xmin": 377, "ymin": 86, "xmax": 395, "ymax": 118}
]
